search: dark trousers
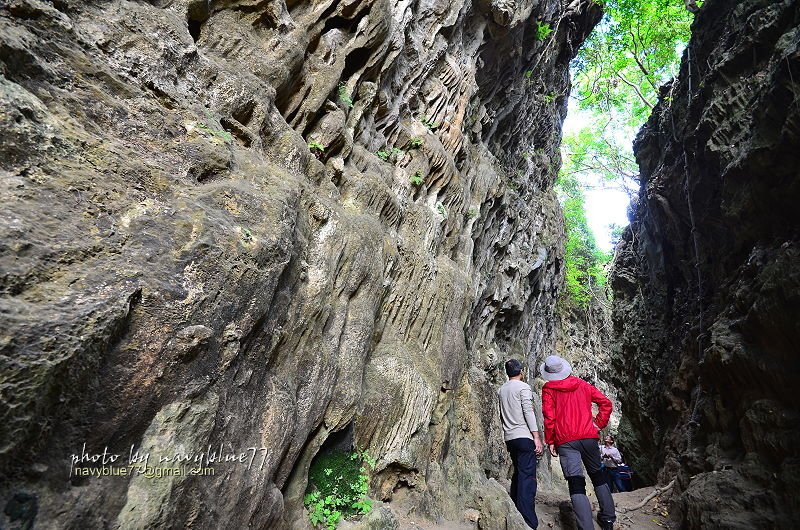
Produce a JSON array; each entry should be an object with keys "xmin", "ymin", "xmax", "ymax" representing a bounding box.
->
[
  {"xmin": 606, "ymin": 467, "xmax": 626, "ymax": 492},
  {"xmin": 506, "ymin": 437, "xmax": 538, "ymax": 529}
]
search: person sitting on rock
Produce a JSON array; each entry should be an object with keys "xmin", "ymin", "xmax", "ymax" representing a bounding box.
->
[
  {"xmin": 540, "ymin": 355, "xmax": 616, "ymax": 530},
  {"xmin": 498, "ymin": 358, "xmax": 545, "ymax": 529}
]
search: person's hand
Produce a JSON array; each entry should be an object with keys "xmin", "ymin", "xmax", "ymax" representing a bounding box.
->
[
  {"xmin": 549, "ymin": 444, "xmax": 558, "ymax": 457},
  {"xmin": 532, "ymin": 432, "xmax": 544, "ymax": 456}
]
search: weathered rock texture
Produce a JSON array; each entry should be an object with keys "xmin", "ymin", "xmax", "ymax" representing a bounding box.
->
[
  {"xmin": 556, "ymin": 300, "xmax": 620, "ymax": 434},
  {"xmin": 0, "ymin": 0, "xmax": 601, "ymax": 528},
  {"xmin": 611, "ymin": 0, "xmax": 800, "ymax": 527}
]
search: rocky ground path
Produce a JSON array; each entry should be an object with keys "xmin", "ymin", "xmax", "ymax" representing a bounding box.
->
[{"xmin": 341, "ymin": 485, "xmax": 673, "ymax": 530}]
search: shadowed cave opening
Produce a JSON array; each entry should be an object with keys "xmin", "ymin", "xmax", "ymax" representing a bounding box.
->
[
  {"xmin": 187, "ymin": 19, "xmax": 201, "ymax": 42},
  {"xmin": 315, "ymin": 422, "xmax": 355, "ymax": 457}
]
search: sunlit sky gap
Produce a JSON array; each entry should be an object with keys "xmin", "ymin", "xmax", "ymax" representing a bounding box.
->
[
  {"xmin": 561, "ymin": 34, "xmax": 689, "ymax": 252},
  {"xmin": 562, "ymin": 99, "xmax": 631, "ymax": 252}
]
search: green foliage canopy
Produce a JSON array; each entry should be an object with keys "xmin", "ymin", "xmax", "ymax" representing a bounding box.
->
[
  {"xmin": 556, "ymin": 1, "xmax": 695, "ymax": 308},
  {"xmin": 561, "ymin": 126, "xmax": 637, "ymax": 196},
  {"xmin": 576, "ymin": 0, "xmax": 693, "ymax": 123},
  {"xmin": 566, "ymin": 0, "xmax": 694, "ymax": 186}
]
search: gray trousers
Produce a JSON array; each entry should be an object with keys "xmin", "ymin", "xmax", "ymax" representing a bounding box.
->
[{"xmin": 558, "ymin": 439, "xmax": 616, "ymax": 529}]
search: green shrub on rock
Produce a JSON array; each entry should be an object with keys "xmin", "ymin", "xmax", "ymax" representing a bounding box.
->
[{"xmin": 304, "ymin": 449, "xmax": 375, "ymax": 529}]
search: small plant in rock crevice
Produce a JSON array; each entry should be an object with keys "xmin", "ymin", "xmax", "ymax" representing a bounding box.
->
[
  {"xmin": 409, "ymin": 137, "xmax": 424, "ymax": 149},
  {"xmin": 308, "ymin": 140, "xmax": 326, "ymax": 153},
  {"xmin": 337, "ymin": 82, "xmax": 354, "ymax": 109},
  {"xmin": 195, "ymin": 121, "xmax": 233, "ymax": 144},
  {"xmin": 535, "ymin": 21, "xmax": 554, "ymax": 40},
  {"xmin": 420, "ymin": 115, "xmax": 440, "ymax": 131},
  {"xmin": 304, "ymin": 449, "xmax": 375, "ymax": 530},
  {"xmin": 376, "ymin": 147, "xmax": 405, "ymax": 163},
  {"xmin": 410, "ymin": 170, "xmax": 425, "ymax": 186}
]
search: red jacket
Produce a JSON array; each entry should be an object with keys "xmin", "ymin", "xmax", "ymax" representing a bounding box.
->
[{"xmin": 542, "ymin": 376, "xmax": 612, "ymax": 447}]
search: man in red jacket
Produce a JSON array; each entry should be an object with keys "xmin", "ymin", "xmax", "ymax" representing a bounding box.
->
[{"xmin": 540, "ymin": 355, "xmax": 616, "ymax": 530}]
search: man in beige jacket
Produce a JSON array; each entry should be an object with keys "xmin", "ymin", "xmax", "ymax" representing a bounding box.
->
[{"xmin": 498, "ymin": 359, "xmax": 544, "ymax": 528}]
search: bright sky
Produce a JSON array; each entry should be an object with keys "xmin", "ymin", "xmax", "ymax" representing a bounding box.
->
[{"xmin": 562, "ymin": 99, "xmax": 632, "ymax": 252}]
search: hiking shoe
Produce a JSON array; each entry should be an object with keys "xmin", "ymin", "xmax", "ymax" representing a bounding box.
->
[{"xmin": 596, "ymin": 516, "xmax": 615, "ymax": 530}]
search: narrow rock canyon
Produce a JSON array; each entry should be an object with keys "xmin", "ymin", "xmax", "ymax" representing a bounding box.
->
[
  {"xmin": 1, "ymin": 0, "xmax": 599, "ymax": 527},
  {"xmin": 1, "ymin": 0, "xmax": 797, "ymax": 528}
]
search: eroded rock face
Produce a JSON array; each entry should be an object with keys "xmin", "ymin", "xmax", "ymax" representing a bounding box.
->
[
  {"xmin": 611, "ymin": 0, "xmax": 800, "ymax": 527},
  {"xmin": 0, "ymin": 0, "xmax": 600, "ymax": 527},
  {"xmin": 556, "ymin": 302, "xmax": 619, "ymax": 433}
]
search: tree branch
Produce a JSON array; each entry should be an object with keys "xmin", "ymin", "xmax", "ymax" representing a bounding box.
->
[
  {"xmin": 629, "ymin": 28, "xmax": 659, "ymax": 92},
  {"xmin": 614, "ymin": 72, "xmax": 655, "ymax": 109}
]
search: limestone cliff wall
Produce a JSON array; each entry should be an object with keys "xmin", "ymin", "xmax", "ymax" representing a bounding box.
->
[
  {"xmin": 0, "ymin": 0, "xmax": 601, "ymax": 528},
  {"xmin": 556, "ymin": 300, "xmax": 620, "ymax": 435},
  {"xmin": 611, "ymin": 0, "xmax": 800, "ymax": 527}
]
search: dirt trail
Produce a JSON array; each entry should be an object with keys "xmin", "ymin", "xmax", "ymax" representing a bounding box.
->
[{"xmin": 372, "ymin": 486, "xmax": 673, "ymax": 530}]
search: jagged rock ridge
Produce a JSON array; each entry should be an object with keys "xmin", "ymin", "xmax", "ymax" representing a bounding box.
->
[
  {"xmin": 0, "ymin": 0, "xmax": 601, "ymax": 527},
  {"xmin": 611, "ymin": 0, "xmax": 800, "ymax": 527}
]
